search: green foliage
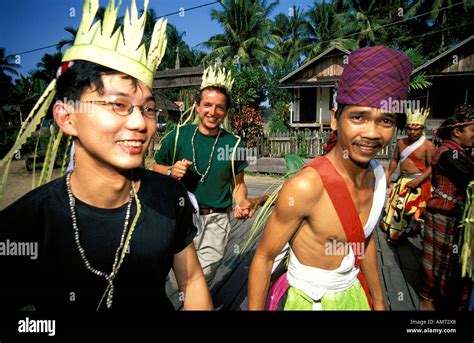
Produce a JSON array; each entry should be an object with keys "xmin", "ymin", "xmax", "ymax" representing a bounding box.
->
[
  {"xmin": 283, "ymin": 153, "xmax": 305, "ymax": 177},
  {"xmin": 268, "ymin": 114, "xmax": 288, "ymax": 133},
  {"xmin": 164, "ymin": 120, "xmax": 177, "ymax": 133},
  {"xmin": 268, "ymin": 102, "xmax": 290, "ymax": 133},
  {"xmin": 228, "ymin": 65, "xmax": 267, "ymax": 146},
  {"xmin": 304, "ymin": 0, "xmax": 357, "ymax": 60},
  {"xmin": 295, "ymin": 132, "xmax": 311, "ymax": 158},
  {"xmin": 403, "ymin": 45, "xmax": 428, "ymax": 68},
  {"xmin": 231, "ymin": 106, "xmax": 263, "ymax": 148},
  {"xmin": 159, "ymin": 23, "xmax": 206, "ymax": 70},
  {"xmin": 204, "ymin": 0, "xmax": 281, "ymax": 68},
  {"xmin": 0, "ymin": 105, "xmax": 21, "ymax": 150},
  {"xmin": 29, "ymin": 52, "xmax": 63, "ymax": 83},
  {"xmin": 160, "ymin": 88, "xmax": 179, "ymax": 102},
  {"xmin": 179, "ymin": 87, "xmax": 199, "ymax": 109},
  {"xmin": 271, "ymin": 6, "xmax": 308, "ymax": 68},
  {"xmin": 266, "ymin": 66, "xmax": 291, "ymax": 107},
  {"xmin": 409, "ymin": 72, "xmax": 433, "ymax": 91},
  {"xmin": 1, "ymin": 119, "xmax": 22, "ymax": 152},
  {"xmin": 230, "ymin": 65, "xmax": 267, "ymax": 111},
  {"xmin": 239, "ymin": 152, "xmax": 305, "ymax": 257},
  {"xmin": 0, "ymin": 48, "xmax": 20, "ymax": 77}
]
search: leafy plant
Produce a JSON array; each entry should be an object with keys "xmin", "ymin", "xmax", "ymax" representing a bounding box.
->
[
  {"xmin": 230, "ymin": 65, "xmax": 267, "ymax": 111},
  {"xmin": 239, "ymin": 154, "xmax": 305, "ymax": 256},
  {"xmin": 203, "ymin": 0, "xmax": 280, "ymax": 68},
  {"xmin": 268, "ymin": 114, "xmax": 288, "ymax": 134},
  {"xmin": 164, "ymin": 120, "xmax": 177, "ymax": 133},
  {"xmin": 409, "ymin": 72, "xmax": 433, "ymax": 91},
  {"xmin": 295, "ymin": 132, "xmax": 311, "ymax": 158},
  {"xmin": 231, "ymin": 106, "xmax": 263, "ymax": 148},
  {"xmin": 268, "ymin": 102, "xmax": 290, "ymax": 133}
]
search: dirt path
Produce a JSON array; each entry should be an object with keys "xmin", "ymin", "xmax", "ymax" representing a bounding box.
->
[{"xmin": 0, "ymin": 160, "xmax": 62, "ymax": 210}]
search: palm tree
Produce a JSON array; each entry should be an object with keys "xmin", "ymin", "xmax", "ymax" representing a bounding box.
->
[
  {"xmin": 337, "ymin": 0, "xmax": 389, "ymax": 48},
  {"xmin": 56, "ymin": 6, "xmax": 111, "ymax": 52},
  {"xmin": 56, "ymin": 27, "xmax": 78, "ymax": 52},
  {"xmin": 403, "ymin": 45, "xmax": 432, "ymax": 92},
  {"xmin": 305, "ymin": 0, "xmax": 357, "ymax": 59},
  {"xmin": 142, "ymin": 8, "xmax": 201, "ymax": 70},
  {"xmin": 161, "ymin": 24, "xmax": 192, "ymax": 69},
  {"xmin": 271, "ymin": 6, "xmax": 308, "ymax": 68},
  {"xmin": 142, "ymin": 7, "xmax": 159, "ymax": 50},
  {"xmin": 0, "ymin": 48, "xmax": 20, "ymax": 77},
  {"xmin": 12, "ymin": 76, "xmax": 34, "ymax": 102},
  {"xmin": 406, "ymin": 0, "xmax": 474, "ymax": 49},
  {"xmin": 203, "ymin": 0, "xmax": 281, "ymax": 68},
  {"xmin": 406, "ymin": 0, "xmax": 454, "ymax": 22},
  {"xmin": 29, "ymin": 52, "xmax": 63, "ymax": 89}
]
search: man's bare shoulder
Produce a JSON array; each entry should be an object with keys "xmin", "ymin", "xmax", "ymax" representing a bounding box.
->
[
  {"xmin": 398, "ymin": 137, "xmax": 409, "ymax": 147},
  {"xmin": 423, "ymin": 138, "xmax": 436, "ymax": 150},
  {"xmin": 280, "ymin": 167, "xmax": 324, "ymax": 204}
]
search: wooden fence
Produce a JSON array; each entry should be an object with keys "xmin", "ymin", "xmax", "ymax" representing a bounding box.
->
[
  {"xmin": 149, "ymin": 128, "xmax": 396, "ymax": 161},
  {"xmin": 255, "ymin": 129, "xmax": 394, "ymax": 159}
]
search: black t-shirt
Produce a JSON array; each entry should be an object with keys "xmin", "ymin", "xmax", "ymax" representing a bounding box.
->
[{"xmin": 0, "ymin": 169, "xmax": 197, "ymax": 312}]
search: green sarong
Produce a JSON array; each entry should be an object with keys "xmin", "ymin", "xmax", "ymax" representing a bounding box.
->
[{"xmin": 283, "ymin": 278, "xmax": 371, "ymax": 311}]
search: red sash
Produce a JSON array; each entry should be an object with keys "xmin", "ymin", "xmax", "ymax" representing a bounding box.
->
[
  {"xmin": 407, "ymin": 152, "xmax": 432, "ymax": 204},
  {"xmin": 407, "ymin": 153, "xmax": 426, "ymax": 172},
  {"xmin": 306, "ymin": 157, "xmax": 373, "ymax": 309}
]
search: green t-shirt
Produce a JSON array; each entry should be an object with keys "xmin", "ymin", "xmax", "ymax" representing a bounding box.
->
[{"xmin": 155, "ymin": 124, "xmax": 248, "ymax": 208}]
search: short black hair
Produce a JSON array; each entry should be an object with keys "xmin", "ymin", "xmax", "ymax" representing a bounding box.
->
[
  {"xmin": 335, "ymin": 105, "xmax": 345, "ymax": 119},
  {"xmin": 195, "ymin": 86, "xmax": 231, "ymax": 110},
  {"xmin": 56, "ymin": 60, "xmax": 139, "ymax": 102},
  {"xmin": 437, "ymin": 115, "xmax": 470, "ymax": 140}
]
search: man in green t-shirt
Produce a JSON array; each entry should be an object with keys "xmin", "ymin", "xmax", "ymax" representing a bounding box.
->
[{"xmin": 154, "ymin": 83, "xmax": 255, "ymax": 286}]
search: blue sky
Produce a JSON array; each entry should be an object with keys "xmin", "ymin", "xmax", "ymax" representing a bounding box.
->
[{"xmin": 0, "ymin": 0, "xmax": 315, "ymax": 78}]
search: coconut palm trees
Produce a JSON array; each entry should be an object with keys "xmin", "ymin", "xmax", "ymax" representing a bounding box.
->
[
  {"xmin": 56, "ymin": 6, "xmax": 110, "ymax": 52},
  {"xmin": 56, "ymin": 27, "xmax": 78, "ymax": 52},
  {"xmin": 0, "ymin": 48, "xmax": 20, "ymax": 77},
  {"xmin": 204, "ymin": 0, "xmax": 281, "ymax": 67},
  {"xmin": 271, "ymin": 6, "xmax": 308, "ymax": 68},
  {"xmin": 304, "ymin": 0, "xmax": 356, "ymax": 59},
  {"xmin": 29, "ymin": 53, "xmax": 63, "ymax": 85}
]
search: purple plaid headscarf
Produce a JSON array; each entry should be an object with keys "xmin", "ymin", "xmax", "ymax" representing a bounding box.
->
[{"xmin": 336, "ymin": 46, "xmax": 412, "ymax": 112}]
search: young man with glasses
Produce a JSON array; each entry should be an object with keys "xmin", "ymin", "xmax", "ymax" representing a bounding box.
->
[{"xmin": 0, "ymin": 0, "xmax": 212, "ymax": 311}]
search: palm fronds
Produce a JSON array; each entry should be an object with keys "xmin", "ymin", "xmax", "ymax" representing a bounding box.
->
[
  {"xmin": 239, "ymin": 154, "xmax": 305, "ymax": 256},
  {"xmin": 459, "ymin": 180, "xmax": 473, "ymax": 280},
  {"xmin": 0, "ymin": 80, "xmax": 57, "ymax": 197}
]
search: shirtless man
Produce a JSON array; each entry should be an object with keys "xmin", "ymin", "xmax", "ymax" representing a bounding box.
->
[
  {"xmin": 248, "ymin": 46, "xmax": 412, "ymax": 310},
  {"xmin": 382, "ymin": 108, "xmax": 435, "ymax": 242}
]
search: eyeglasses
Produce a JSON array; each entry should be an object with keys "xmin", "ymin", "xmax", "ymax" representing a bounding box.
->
[{"xmin": 78, "ymin": 98, "xmax": 157, "ymax": 119}]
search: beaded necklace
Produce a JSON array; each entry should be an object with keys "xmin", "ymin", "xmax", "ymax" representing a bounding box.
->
[
  {"xmin": 66, "ymin": 171, "xmax": 133, "ymax": 309},
  {"xmin": 191, "ymin": 125, "xmax": 221, "ymax": 182}
]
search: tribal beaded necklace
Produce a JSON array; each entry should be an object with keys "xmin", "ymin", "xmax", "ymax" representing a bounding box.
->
[
  {"xmin": 66, "ymin": 171, "xmax": 134, "ymax": 309},
  {"xmin": 191, "ymin": 125, "xmax": 221, "ymax": 183}
]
